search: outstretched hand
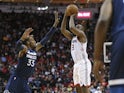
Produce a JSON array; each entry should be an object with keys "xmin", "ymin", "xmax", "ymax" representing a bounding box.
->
[
  {"xmin": 21, "ymin": 28, "xmax": 33, "ymax": 41},
  {"xmin": 53, "ymin": 11, "xmax": 59, "ymax": 27},
  {"xmin": 93, "ymin": 59, "xmax": 105, "ymax": 83}
]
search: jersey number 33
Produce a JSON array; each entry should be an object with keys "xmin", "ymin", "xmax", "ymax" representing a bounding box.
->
[{"xmin": 27, "ymin": 59, "xmax": 35, "ymax": 67}]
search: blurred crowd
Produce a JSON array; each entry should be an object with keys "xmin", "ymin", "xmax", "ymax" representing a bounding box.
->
[{"xmin": 0, "ymin": 5, "xmax": 110, "ymax": 93}]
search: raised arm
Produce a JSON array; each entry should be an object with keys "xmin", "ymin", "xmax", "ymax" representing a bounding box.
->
[
  {"xmin": 36, "ymin": 11, "xmax": 59, "ymax": 51},
  {"xmin": 16, "ymin": 28, "xmax": 33, "ymax": 57},
  {"xmin": 93, "ymin": 0, "xmax": 112, "ymax": 82},
  {"xmin": 69, "ymin": 15, "xmax": 86, "ymax": 43},
  {"xmin": 61, "ymin": 10, "xmax": 73, "ymax": 40}
]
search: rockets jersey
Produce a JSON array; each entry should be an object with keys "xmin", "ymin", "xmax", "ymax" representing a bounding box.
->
[
  {"xmin": 71, "ymin": 36, "xmax": 88, "ymax": 63},
  {"xmin": 15, "ymin": 49, "xmax": 37, "ymax": 79},
  {"xmin": 111, "ymin": 0, "xmax": 124, "ymax": 37}
]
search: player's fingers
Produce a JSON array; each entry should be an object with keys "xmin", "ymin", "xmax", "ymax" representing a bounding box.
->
[
  {"xmin": 100, "ymin": 68, "xmax": 105, "ymax": 79},
  {"xmin": 93, "ymin": 68, "xmax": 99, "ymax": 80},
  {"xmin": 93, "ymin": 62, "xmax": 98, "ymax": 73},
  {"xmin": 95, "ymin": 71, "xmax": 103, "ymax": 83},
  {"xmin": 25, "ymin": 28, "xmax": 33, "ymax": 34},
  {"xmin": 28, "ymin": 28, "xmax": 33, "ymax": 32},
  {"xmin": 94, "ymin": 71, "xmax": 100, "ymax": 81},
  {"xmin": 100, "ymin": 62, "xmax": 105, "ymax": 74},
  {"xmin": 93, "ymin": 64, "xmax": 102, "ymax": 82},
  {"xmin": 54, "ymin": 11, "xmax": 58, "ymax": 19}
]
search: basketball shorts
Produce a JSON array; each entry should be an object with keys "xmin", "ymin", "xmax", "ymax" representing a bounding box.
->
[
  {"xmin": 4, "ymin": 75, "xmax": 31, "ymax": 93},
  {"xmin": 109, "ymin": 32, "xmax": 124, "ymax": 85},
  {"xmin": 110, "ymin": 85, "xmax": 124, "ymax": 93},
  {"xmin": 73, "ymin": 59, "xmax": 92, "ymax": 86},
  {"xmin": 108, "ymin": 32, "xmax": 124, "ymax": 92}
]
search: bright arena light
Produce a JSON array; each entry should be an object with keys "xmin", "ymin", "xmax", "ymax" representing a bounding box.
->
[
  {"xmin": 37, "ymin": 6, "xmax": 48, "ymax": 11},
  {"xmin": 77, "ymin": 11, "xmax": 92, "ymax": 19}
]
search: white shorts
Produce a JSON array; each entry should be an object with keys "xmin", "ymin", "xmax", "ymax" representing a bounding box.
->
[{"xmin": 73, "ymin": 59, "xmax": 92, "ymax": 86}]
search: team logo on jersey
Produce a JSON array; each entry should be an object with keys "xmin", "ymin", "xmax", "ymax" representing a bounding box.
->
[
  {"xmin": 26, "ymin": 53, "xmax": 37, "ymax": 60},
  {"xmin": 26, "ymin": 51, "xmax": 37, "ymax": 60}
]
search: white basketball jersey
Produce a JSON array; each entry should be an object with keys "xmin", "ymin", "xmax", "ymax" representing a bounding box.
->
[{"xmin": 71, "ymin": 36, "xmax": 88, "ymax": 63}]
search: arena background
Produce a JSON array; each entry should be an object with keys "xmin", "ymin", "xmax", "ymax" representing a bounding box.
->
[{"xmin": 0, "ymin": 0, "xmax": 111, "ymax": 93}]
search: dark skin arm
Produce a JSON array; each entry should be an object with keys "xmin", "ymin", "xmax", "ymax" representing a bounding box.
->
[
  {"xmin": 36, "ymin": 11, "xmax": 59, "ymax": 51},
  {"xmin": 61, "ymin": 8, "xmax": 86, "ymax": 42},
  {"xmin": 93, "ymin": 0, "xmax": 112, "ymax": 82},
  {"xmin": 61, "ymin": 9, "xmax": 73, "ymax": 40}
]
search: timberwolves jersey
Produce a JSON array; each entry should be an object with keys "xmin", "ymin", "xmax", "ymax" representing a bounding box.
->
[
  {"xmin": 15, "ymin": 49, "xmax": 37, "ymax": 79},
  {"xmin": 109, "ymin": 0, "xmax": 124, "ymax": 86},
  {"xmin": 71, "ymin": 36, "xmax": 88, "ymax": 63},
  {"xmin": 111, "ymin": 0, "xmax": 124, "ymax": 37}
]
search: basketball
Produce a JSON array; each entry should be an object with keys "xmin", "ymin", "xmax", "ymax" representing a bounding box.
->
[{"xmin": 66, "ymin": 4, "xmax": 78, "ymax": 16}]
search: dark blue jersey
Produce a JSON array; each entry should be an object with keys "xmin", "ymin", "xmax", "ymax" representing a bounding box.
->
[
  {"xmin": 111, "ymin": 0, "xmax": 124, "ymax": 37},
  {"xmin": 109, "ymin": 0, "xmax": 124, "ymax": 86},
  {"xmin": 15, "ymin": 49, "xmax": 37, "ymax": 79}
]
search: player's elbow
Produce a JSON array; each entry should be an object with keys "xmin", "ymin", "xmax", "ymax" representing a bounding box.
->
[
  {"xmin": 98, "ymin": 15, "xmax": 110, "ymax": 24},
  {"xmin": 97, "ymin": 19, "xmax": 108, "ymax": 27},
  {"xmin": 61, "ymin": 27, "xmax": 65, "ymax": 33}
]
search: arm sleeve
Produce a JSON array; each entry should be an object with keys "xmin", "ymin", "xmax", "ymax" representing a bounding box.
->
[
  {"xmin": 16, "ymin": 40, "xmax": 24, "ymax": 53},
  {"xmin": 40, "ymin": 27, "xmax": 56, "ymax": 46}
]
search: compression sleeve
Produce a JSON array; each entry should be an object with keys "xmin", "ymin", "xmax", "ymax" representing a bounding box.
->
[{"xmin": 40, "ymin": 27, "xmax": 56, "ymax": 46}]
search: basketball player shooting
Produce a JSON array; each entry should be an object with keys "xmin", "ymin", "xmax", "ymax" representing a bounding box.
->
[
  {"xmin": 61, "ymin": 4, "xmax": 92, "ymax": 93},
  {"xmin": 4, "ymin": 11, "xmax": 59, "ymax": 93}
]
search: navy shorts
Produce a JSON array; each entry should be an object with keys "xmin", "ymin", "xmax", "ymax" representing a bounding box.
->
[
  {"xmin": 109, "ymin": 32, "xmax": 124, "ymax": 90},
  {"xmin": 4, "ymin": 75, "xmax": 31, "ymax": 93},
  {"xmin": 110, "ymin": 85, "xmax": 124, "ymax": 93},
  {"xmin": 110, "ymin": 32, "xmax": 124, "ymax": 80}
]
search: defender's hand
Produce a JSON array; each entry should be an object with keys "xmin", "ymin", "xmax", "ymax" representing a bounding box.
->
[
  {"xmin": 93, "ymin": 60, "xmax": 105, "ymax": 83},
  {"xmin": 21, "ymin": 28, "xmax": 33, "ymax": 41},
  {"xmin": 53, "ymin": 11, "xmax": 59, "ymax": 27}
]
